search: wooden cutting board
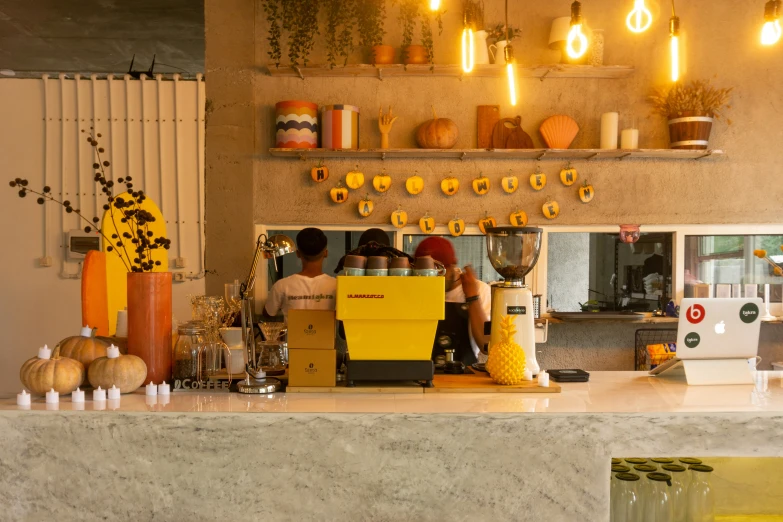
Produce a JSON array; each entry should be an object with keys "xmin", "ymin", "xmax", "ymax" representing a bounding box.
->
[
  {"xmin": 426, "ymin": 372, "xmax": 561, "ymax": 393},
  {"xmin": 505, "ymin": 126, "xmax": 534, "ymax": 149},
  {"xmin": 477, "ymin": 105, "xmax": 500, "ymax": 149},
  {"xmin": 491, "ymin": 116, "xmax": 522, "ymax": 149}
]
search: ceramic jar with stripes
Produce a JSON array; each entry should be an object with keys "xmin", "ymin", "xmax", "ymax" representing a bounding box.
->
[
  {"xmin": 275, "ymin": 100, "xmax": 318, "ymax": 149},
  {"xmin": 321, "ymin": 104, "xmax": 360, "ymax": 149}
]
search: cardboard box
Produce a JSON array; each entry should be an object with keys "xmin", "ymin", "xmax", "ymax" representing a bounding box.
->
[
  {"xmin": 287, "ymin": 309, "xmax": 336, "ymax": 349},
  {"xmin": 288, "ymin": 349, "xmax": 336, "ymax": 387}
]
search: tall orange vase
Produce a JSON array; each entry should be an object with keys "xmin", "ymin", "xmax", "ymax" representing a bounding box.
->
[{"xmin": 127, "ymin": 272, "xmax": 172, "ymax": 384}]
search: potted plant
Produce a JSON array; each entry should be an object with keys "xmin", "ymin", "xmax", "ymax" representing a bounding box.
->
[
  {"xmin": 357, "ymin": 0, "xmax": 391, "ymax": 65},
  {"xmin": 262, "ymin": 0, "xmax": 321, "ymax": 67},
  {"xmin": 324, "ymin": 0, "xmax": 356, "ymax": 69},
  {"xmin": 486, "ymin": 22, "xmax": 521, "ymax": 65},
  {"xmin": 649, "ymin": 80, "xmax": 733, "ymax": 150},
  {"xmin": 397, "ymin": 0, "xmax": 443, "ymax": 68}
]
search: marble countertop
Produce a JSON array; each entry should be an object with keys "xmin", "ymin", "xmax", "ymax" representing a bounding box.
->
[{"xmin": 2, "ymin": 370, "xmax": 782, "ymax": 414}]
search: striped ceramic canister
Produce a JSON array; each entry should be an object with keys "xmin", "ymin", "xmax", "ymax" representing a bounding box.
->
[
  {"xmin": 275, "ymin": 100, "xmax": 318, "ymax": 148},
  {"xmin": 321, "ymin": 105, "xmax": 360, "ymax": 149}
]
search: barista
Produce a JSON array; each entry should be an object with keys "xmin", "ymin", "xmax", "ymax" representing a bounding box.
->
[
  {"xmin": 263, "ymin": 227, "xmax": 336, "ymax": 321},
  {"xmin": 414, "ymin": 237, "xmax": 491, "ymax": 364}
]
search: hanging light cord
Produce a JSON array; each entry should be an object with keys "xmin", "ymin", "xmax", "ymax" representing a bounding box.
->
[
  {"xmin": 505, "ymin": 0, "xmax": 509, "ymax": 41},
  {"xmin": 671, "ymin": 0, "xmax": 676, "ymax": 17}
]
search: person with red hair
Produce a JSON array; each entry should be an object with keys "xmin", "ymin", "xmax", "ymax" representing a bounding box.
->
[{"xmin": 414, "ymin": 237, "xmax": 491, "ymax": 364}]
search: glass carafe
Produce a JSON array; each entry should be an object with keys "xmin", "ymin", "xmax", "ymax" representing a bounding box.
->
[
  {"xmin": 662, "ymin": 464, "xmax": 688, "ymax": 522},
  {"xmin": 645, "ymin": 472, "xmax": 673, "ymax": 522},
  {"xmin": 612, "ymin": 472, "xmax": 642, "ymax": 522},
  {"xmin": 173, "ymin": 322, "xmax": 207, "ymax": 382},
  {"xmin": 687, "ymin": 465, "xmax": 714, "ymax": 522},
  {"xmin": 257, "ymin": 341, "xmax": 286, "ymax": 376}
]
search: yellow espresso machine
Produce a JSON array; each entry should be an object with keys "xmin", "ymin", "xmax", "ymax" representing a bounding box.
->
[{"xmin": 336, "ymin": 276, "xmax": 445, "ymax": 387}]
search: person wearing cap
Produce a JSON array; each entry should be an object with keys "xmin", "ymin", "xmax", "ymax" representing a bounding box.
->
[
  {"xmin": 414, "ymin": 237, "xmax": 491, "ymax": 363},
  {"xmin": 263, "ymin": 227, "xmax": 336, "ymax": 321}
]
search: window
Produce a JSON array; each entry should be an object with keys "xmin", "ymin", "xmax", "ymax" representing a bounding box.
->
[{"xmin": 402, "ymin": 234, "xmax": 503, "ymax": 284}]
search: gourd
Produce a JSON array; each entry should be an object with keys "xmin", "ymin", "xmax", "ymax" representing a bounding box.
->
[
  {"xmin": 405, "ymin": 172, "xmax": 424, "ymax": 195},
  {"xmin": 20, "ymin": 345, "xmax": 84, "ymax": 394},
  {"xmin": 419, "ymin": 214, "xmax": 435, "ymax": 234},
  {"xmin": 510, "ymin": 210, "xmax": 528, "ymax": 227},
  {"xmin": 345, "ymin": 165, "xmax": 365, "ymax": 190},
  {"xmin": 415, "ymin": 106, "xmax": 459, "ymax": 149},
  {"xmin": 310, "ymin": 162, "xmax": 329, "ymax": 183},
  {"xmin": 448, "ymin": 217, "xmax": 465, "ymax": 237},
  {"xmin": 560, "ymin": 163, "xmax": 578, "ymax": 186},
  {"xmin": 358, "ymin": 196, "xmax": 374, "ymax": 217},
  {"xmin": 542, "ymin": 197, "xmax": 560, "ymax": 219},
  {"xmin": 58, "ymin": 326, "xmax": 110, "ymax": 373},
  {"xmin": 579, "ymin": 181, "xmax": 594, "ymax": 203},
  {"xmin": 478, "ymin": 214, "xmax": 498, "ymax": 234},
  {"xmin": 529, "ymin": 167, "xmax": 546, "ymax": 191},
  {"xmin": 330, "ymin": 181, "xmax": 349, "ymax": 204},
  {"xmin": 372, "ymin": 170, "xmax": 392, "ymax": 193},
  {"xmin": 501, "ymin": 170, "xmax": 519, "ymax": 194},
  {"xmin": 391, "ymin": 207, "xmax": 408, "ymax": 228},
  {"xmin": 440, "ymin": 175, "xmax": 459, "ymax": 196},
  {"xmin": 472, "ymin": 173, "xmax": 490, "ymax": 196},
  {"xmin": 88, "ymin": 345, "xmax": 147, "ymax": 393}
]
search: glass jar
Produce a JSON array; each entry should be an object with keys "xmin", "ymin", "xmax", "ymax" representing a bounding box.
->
[
  {"xmin": 173, "ymin": 322, "xmax": 207, "ymax": 382},
  {"xmin": 258, "ymin": 341, "xmax": 286, "ymax": 376},
  {"xmin": 612, "ymin": 472, "xmax": 642, "ymax": 522},
  {"xmin": 662, "ymin": 464, "xmax": 689, "ymax": 522},
  {"xmin": 645, "ymin": 472, "xmax": 673, "ymax": 522},
  {"xmin": 687, "ymin": 465, "xmax": 714, "ymax": 522}
]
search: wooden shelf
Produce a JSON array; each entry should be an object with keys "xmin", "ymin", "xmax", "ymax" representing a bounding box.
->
[
  {"xmin": 261, "ymin": 63, "xmax": 635, "ymax": 80},
  {"xmin": 542, "ymin": 316, "xmax": 679, "ymax": 325},
  {"xmin": 268, "ymin": 148, "xmax": 725, "ymax": 161}
]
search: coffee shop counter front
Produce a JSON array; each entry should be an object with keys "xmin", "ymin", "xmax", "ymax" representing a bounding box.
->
[{"xmin": 1, "ymin": 371, "xmax": 782, "ymax": 521}]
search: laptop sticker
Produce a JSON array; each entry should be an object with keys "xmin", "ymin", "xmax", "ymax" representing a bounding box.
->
[
  {"xmin": 740, "ymin": 302, "xmax": 760, "ymax": 324},
  {"xmin": 685, "ymin": 304, "xmax": 705, "ymax": 324},
  {"xmin": 684, "ymin": 332, "xmax": 701, "ymax": 348}
]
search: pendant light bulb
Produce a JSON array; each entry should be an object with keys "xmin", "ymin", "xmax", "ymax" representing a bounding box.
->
[
  {"xmin": 461, "ymin": 27, "xmax": 475, "ymax": 73},
  {"xmin": 505, "ymin": 45, "xmax": 517, "ymax": 107},
  {"xmin": 626, "ymin": 0, "xmax": 653, "ymax": 33},
  {"xmin": 430, "ymin": 0, "xmax": 441, "ymax": 11},
  {"xmin": 761, "ymin": 0, "xmax": 782, "ymax": 45},
  {"xmin": 669, "ymin": 16, "xmax": 680, "ymax": 82},
  {"xmin": 566, "ymin": 1, "xmax": 588, "ymax": 59}
]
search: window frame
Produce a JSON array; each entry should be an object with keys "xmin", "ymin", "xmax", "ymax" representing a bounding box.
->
[{"xmin": 254, "ymin": 223, "xmax": 783, "ymax": 316}]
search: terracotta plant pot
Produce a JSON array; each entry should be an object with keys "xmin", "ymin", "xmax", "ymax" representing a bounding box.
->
[
  {"xmin": 372, "ymin": 45, "xmax": 396, "ymax": 65},
  {"xmin": 403, "ymin": 45, "xmax": 429, "ymax": 65},
  {"xmin": 127, "ymin": 272, "xmax": 172, "ymax": 384},
  {"xmin": 668, "ymin": 110, "xmax": 714, "ymax": 150}
]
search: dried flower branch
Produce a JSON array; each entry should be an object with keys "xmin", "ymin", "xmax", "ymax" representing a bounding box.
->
[{"xmin": 648, "ymin": 80, "xmax": 734, "ymax": 120}]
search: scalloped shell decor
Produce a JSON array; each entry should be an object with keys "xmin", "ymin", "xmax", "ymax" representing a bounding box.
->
[{"xmin": 539, "ymin": 115, "xmax": 579, "ymax": 149}]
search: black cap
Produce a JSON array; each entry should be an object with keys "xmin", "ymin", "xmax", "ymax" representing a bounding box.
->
[
  {"xmin": 358, "ymin": 228, "xmax": 390, "ymax": 247},
  {"xmin": 296, "ymin": 228, "xmax": 328, "ymax": 257}
]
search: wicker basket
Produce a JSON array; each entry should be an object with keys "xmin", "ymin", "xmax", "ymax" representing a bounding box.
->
[{"xmin": 668, "ymin": 111, "xmax": 713, "ymax": 150}]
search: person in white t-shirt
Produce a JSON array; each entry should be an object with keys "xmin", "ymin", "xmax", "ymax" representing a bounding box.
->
[{"xmin": 263, "ymin": 227, "xmax": 337, "ymax": 321}]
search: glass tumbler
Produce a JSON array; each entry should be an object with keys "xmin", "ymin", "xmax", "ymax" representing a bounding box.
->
[
  {"xmin": 612, "ymin": 472, "xmax": 642, "ymax": 522},
  {"xmin": 662, "ymin": 464, "xmax": 688, "ymax": 522},
  {"xmin": 687, "ymin": 465, "xmax": 714, "ymax": 522},
  {"xmin": 645, "ymin": 472, "xmax": 673, "ymax": 522}
]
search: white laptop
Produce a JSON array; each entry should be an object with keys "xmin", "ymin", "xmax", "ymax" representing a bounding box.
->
[{"xmin": 650, "ymin": 298, "xmax": 763, "ymax": 378}]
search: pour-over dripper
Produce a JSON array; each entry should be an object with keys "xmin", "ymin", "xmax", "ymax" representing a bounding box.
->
[
  {"xmin": 485, "ymin": 227, "xmax": 543, "ymax": 282},
  {"xmin": 259, "ymin": 321, "xmax": 285, "ymax": 342}
]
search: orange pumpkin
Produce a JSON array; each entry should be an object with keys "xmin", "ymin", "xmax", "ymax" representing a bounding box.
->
[
  {"xmin": 419, "ymin": 214, "xmax": 435, "ymax": 234},
  {"xmin": 57, "ymin": 326, "xmax": 110, "ymax": 374},
  {"xmin": 472, "ymin": 173, "xmax": 491, "ymax": 195},
  {"xmin": 509, "ymin": 210, "xmax": 528, "ymax": 227},
  {"xmin": 391, "ymin": 207, "xmax": 408, "ymax": 228},
  {"xmin": 330, "ymin": 181, "xmax": 349, "ymax": 204},
  {"xmin": 372, "ymin": 170, "xmax": 392, "ymax": 193},
  {"xmin": 501, "ymin": 170, "xmax": 519, "ymax": 194},
  {"xmin": 406, "ymin": 172, "xmax": 425, "ymax": 195},
  {"xmin": 579, "ymin": 181, "xmax": 594, "ymax": 203},
  {"xmin": 560, "ymin": 163, "xmax": 578, "ymax": 186},
  {"xmin": 88, "ymin": 346, "xmax": 147, "ymax": 393},
  {"xmin": 478, "ymin": 214, "xmax": 497, "ymax": 234},
  {"xmin": 440, "ymin": 175, "xmax": 460, "ymax": 196},
  {"xmin": 345, "ymin": 165, "xmax": 365, "ymax": 190},
  {"xmin": 448, "ymin": 217, "xmax": 465, "ymax": 237},
  {"xmin": 310, "ymin": 162, "xmax": 329, "ymax": 183},
  {"xmin": 529, "ymin": 167, "xmax": 546, "ymax": 191},
  {"xmin": 542, "ymin": 197, "xmax": 560, "ymax": 219},
  {"xmin": 20, "ymin": 344, "xmax": 84, "ymax": 394},
  {"xmin": 416, "ymin": 106, "xmax": 459, "ymax": 149},
  {"xmin": 358, "ymin": 196, "xmax": 374, "ymax": 217}
]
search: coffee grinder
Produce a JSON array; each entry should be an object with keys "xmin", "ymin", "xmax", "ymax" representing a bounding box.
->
[{"xmin": 486, "ymin": 227, "xmax": 543, "ymax": 375}]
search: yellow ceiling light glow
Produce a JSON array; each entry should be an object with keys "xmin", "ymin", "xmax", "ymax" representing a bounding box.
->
[
  {"xmin": 566, "ymin": 1, "xmax": 588, "ymax": 59},
  {"xmin": 669, "ymin": 11, "xmax": 680, "ymax": 82},
  {"xmin": 430, "ymin": 0, "xmax": 441, "ymax": 11},
  {"xmin": 761, "ymin": 0, "xmax": 782, "ymax": 45},
  {"xmin": 461, "ymin": 27, "xmax": 475, "ymax": 73},
  {"xmin": 626, "ymin": 0, "xmax": 653, "ymax": 33}
]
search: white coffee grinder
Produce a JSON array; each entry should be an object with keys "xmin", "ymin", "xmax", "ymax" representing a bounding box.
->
[{"xmin": 486, "ymin": 227, "xmax": 543, "ymax": 375}]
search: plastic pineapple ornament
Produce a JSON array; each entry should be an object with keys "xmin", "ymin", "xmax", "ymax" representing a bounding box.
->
[{"xmin": 486, "ymin": 315, "xmax": 527, "ymax": 385}]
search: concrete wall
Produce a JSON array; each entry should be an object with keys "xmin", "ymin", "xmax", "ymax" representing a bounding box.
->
[{"xmin": 547, "ymin": 233, "xmax": 590, "ymax": 312}]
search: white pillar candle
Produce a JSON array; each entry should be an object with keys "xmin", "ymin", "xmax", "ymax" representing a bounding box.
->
[
  {"xmin": 38, "ymin": 345, "xmax": 51, "ymax": 360},
  {"xmin": 80, "ymin": 325, "xmax": 93, "ymax": 337},
  {"xmin": 158, "ymin": 381, "xmax": 170, "ymax": 395},
  {"xmin": 538, "ymin": 370, "xmax": 550, "ymax": 388},
  {"xmin": 107, "ymin": 344, "xmax": 121, "ymax": 359},
  {"xmin": 146, "ymin": 381, "xmax": 158, "ymax": 396},
  {"xmin": 108, "ymin": 385, "xmax": 121, "ymax": 400},
  {"xmin": 72, "ymin": 387, "xmax": 85, "ymax": 403},
  {"xmin": 620, "ymin": 128, "xmax": 639, "ymax": 149},
  {"xmin": 46, "ymin": 388, "xmax": 59, "ymax": 404},
  {"xmin": 93, "ymin": 386, "xmax": 106, "ymax": 401},
  {"xmin": 600, "ymin": 112, "xmax": 619, "ymax": 149},
  {"xmin": 17, "ymin": 390, "xmax": 31, "ymax": 406},
  {"xmin": 523, "ymin": 368, "xmax": 533, "ymax": 381}
]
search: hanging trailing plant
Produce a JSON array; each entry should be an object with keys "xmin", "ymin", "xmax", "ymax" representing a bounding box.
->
[
  {"xmin": 262, "ymin": 0, "xmax": 283, "ymax": 67},
  {"xmin": 397, "ymin": 0, "xmax": 442, "ymax": 69},
  {"xmin": 324, "ymin": 0, "xmax": 357, "ymax": 68},
  {"xmin": 420, "ymin": 8, "xmax": 443, "ymax": 66},
  {"xmin": 356, "ymin": 0, "xmax": 387, "ymax": 48},
  {"xmin": 282, "ymin": 0, "xmax": 321, "ymax": 66}
]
